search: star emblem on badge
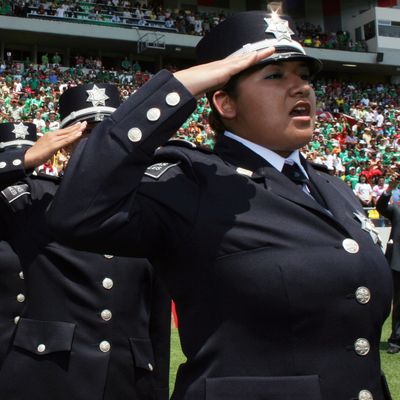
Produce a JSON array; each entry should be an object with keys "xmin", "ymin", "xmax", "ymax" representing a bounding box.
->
[
  {"xmin": 264, "ymin": 12, "xmax": 294, "ymax": 41},
  {"xmin": 86, "ymin": 85, "xmax": 109, "ymax": 107},
  {"xmin": 353, "ymin": 210, "xmax": 383, "ymax": 248},
  {"xmin": 12, "ymin": 123, "xmax": 30, "ymax": 139}
]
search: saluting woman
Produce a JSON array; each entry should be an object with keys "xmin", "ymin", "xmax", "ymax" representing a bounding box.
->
[{"xmin": 49, "ymin": 10, "xmax": 393, "ymax": 400}]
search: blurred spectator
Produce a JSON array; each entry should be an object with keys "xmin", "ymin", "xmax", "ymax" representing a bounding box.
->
[
  {"xmin": 52, "ymin": 52, "xmax": 62, "ymax": 67},
  {"xmin": 41, "ymin": 53, "xmax": 49, "ymax": 67},
  {"xmin": 354, "ymin": 174, "xmax": 373, "ymax": 206}
]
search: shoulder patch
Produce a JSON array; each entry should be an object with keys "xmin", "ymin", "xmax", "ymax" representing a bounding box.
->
[
  {"xmin": 144, "ymin": 162, "xmax": 180, "ymax": 179},
  {"xmin": 1, "ymin": 184, "xmax": 30, "ymax": 204}
]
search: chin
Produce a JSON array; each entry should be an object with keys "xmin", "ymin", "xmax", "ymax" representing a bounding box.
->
[{"xmin": 291, "ymin": 132, "xmax": 313, "ymax": 149}]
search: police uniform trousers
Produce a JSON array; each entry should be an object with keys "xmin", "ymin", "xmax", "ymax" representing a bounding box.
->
[{"xmin": 49, "ymin": 70, "xmax": 393, "ymax": 400}]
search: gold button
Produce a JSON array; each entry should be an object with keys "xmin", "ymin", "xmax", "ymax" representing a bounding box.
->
[
  {"xmin": 354, "ymin": 338, "xmax": 370, "ymax": 356},
  {"xmin": 359, "ymin": 389, "xmax": 373, "ymax": 400},
  {"xmin": 165, "ymin": 92, "xmax": 180, "ymax": 106},
  {"xmin": 342, "ymin": 239, "xmax": 359, "ymax": 254},
  {"xmin": 99, "ymin": 340, "xmax": 111, "ymax": 353},
  {"xmin": 102, "ymin": 278, "xmax": 114, "ymax": 290},
  {"xmin": 17, "ymin": 294, "xmax": 25, "ymax": 303},
  {"xmin": 355, "ymin": 287, "xmax": 371, "ymax": 304},
  {"xmin": 127, "ymin": 127, "xmax": 142, "ymax": 142},
  {"xmin": 101, "ymin": 309, "xmax": 112, "ymax": 321},
  {"xmin": 37, "ymin": 344, "xmax": 46, "ymax": 353},
  {"xmin": 146, "ymin": 107, "xmax": 161, "ymax": 122}
]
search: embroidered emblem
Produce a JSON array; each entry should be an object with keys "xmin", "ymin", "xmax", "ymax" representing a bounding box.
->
[
  {"xmin": 1, "ymin": 184, "xmax": 30, "ymax": 204},
  {"xmin": 144, "ymin": 162, "xmax": 179, "ymax": 179},
  {"xmin": 86, "ymin": 85, "xmax": 109, "ymax": 107}
]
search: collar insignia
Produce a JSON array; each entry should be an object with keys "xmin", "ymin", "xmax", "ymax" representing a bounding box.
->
[
  {"xmin": 86, "ymin": 85, "xmax": 109, "ymax": 107},
  {"xmin": 236, "ymin": 167, "xmax": 253, "ymax": 177},
  {"xmin": 12, "ymin": 123, "xmax": 30, "ymax": 139},
  {"xmin": 353, "ymin": 210, "xmax": 383, "ymax": 249},
  {"xmin": 264, "ymin": 12, "xmax": 294, "ymax": 42}
]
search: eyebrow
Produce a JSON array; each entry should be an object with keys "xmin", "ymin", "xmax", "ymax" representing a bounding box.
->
[{"xmin": 265, "ymin": 61, "xmax": 309, "ymax": 69}]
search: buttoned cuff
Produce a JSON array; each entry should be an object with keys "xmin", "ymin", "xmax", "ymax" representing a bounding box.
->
[
  {"xmin": 0, "ymin": 148, "xmax": 31, "ymax": 188},
  {"xmin": 110, "ymin": 69, "xmax": 197, "ymax": 156}
]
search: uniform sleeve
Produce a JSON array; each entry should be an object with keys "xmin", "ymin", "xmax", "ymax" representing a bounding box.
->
[
  {"xmin": 0, "ymin": 148, "xmax": 31, "ymax": 190},
  {"xmin": 0, "ymin": 181, "xmax": 31, "ymax": 243},
  {"xmin": 48, "ymin": 70, "xmax": 198, "ymax": 257},
  {"xmin": 376, "ymin": 192, "xmax": 393, "ymax": 219}
]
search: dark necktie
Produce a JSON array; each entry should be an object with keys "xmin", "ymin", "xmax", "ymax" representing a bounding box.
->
[{"xmin": 281, "ymin": 162, "xmax": 327, "ymax": 208}]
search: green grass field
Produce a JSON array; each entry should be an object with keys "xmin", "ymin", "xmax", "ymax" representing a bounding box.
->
[{"xmin": 169, "ymin": 317, "xmax": 400, "ymax": 397}]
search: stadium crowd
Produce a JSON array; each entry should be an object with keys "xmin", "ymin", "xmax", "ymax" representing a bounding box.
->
[
  {"xmin": 0, "ymin": 1, "xmax": 372, "ymax": 45},
  {"xmin": 1, "ymin": 59, "xmax": 400, "ymax": 214},
  {"xmin": 1, "ymin": 0, "xmax": 229, "ymax": 35},
  {"xmin": 297, "ymin": 21, "xmax": 368, "ymax": 52}
]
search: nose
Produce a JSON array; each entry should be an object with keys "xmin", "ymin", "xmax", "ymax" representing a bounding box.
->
[{"xmin": 288, "ymin": 74, "xmax": 312, "ymax": 98}]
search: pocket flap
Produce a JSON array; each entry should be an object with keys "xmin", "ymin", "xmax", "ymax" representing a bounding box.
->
[
  {"xmin": 206, "ymin": 375, "xmax": 322, "ymax": 400},
  {"xmin": 14, "ymin": 318, "xmax": 76, "ymax": 355},
  {"xmin": 129, "ymin": 337, "xmax": 155, "ymax": 371}
]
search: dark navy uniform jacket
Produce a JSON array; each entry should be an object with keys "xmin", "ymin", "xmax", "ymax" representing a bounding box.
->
[
  {"xmin": 0, "ymin": 240, "xmax": 25, "ymax": 366},
  {"xmin": 0, "ymin": 149, "xmax": 171, "ymax": 400},
  {"xmin": 377, "ymin": 192, "xmax": 400, "ymax": 272},
  {"xmin": 49, "ymin": 70, "xmax": 393, "ymax": 400},
  {"xmin": 0, "ymin": 149, "xmax": 29, "ymax": 368}
]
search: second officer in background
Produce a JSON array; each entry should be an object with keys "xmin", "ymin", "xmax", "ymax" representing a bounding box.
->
[{"xmin": 0, "ymin": 85, "xmax": 171, "ymax": 400}]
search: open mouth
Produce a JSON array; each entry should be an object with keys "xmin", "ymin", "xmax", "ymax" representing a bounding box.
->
[{"xmin": 289, "ymin": 102, "xmax": 311, "ymax": 117}]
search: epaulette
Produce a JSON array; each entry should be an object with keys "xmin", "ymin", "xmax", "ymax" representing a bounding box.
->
[
  {"xmin": 1, "ymin": 183, "xmax": 30, "ymax": 211},
  {"xmin": 144, "ymin": 162, "xmax": 180, "ymax": 179},
  {"xmin": 165, "ymin": 139, "xmax": 213, "ymax": 154},
  {"xmin": 31, "ymin": 171, "xmax": 62, "ymax": 183},
  {"xmin": 165, "ymin": 139, "xmax": 197, "ymax": 149},
  {"xmin": 309, "ymin": 162, "xmax": 329, "ymax": 173}
]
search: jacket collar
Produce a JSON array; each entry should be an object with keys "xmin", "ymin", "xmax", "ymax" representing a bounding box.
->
[{"xmin": 214, "ymin": 134, "xmax": 353, "ymax": 225}]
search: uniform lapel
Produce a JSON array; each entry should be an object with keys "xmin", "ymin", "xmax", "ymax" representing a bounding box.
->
[
  {"xmin": 214, "ymin": 135, "xmax": 331, "ymax": 216},
  {"xmin": 303, "ymin": 160, "xmax": 355, "ymax": 226}
]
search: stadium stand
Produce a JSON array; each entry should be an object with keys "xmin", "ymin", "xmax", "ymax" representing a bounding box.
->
[{"xmin": 2, "ymin": 0, "xmax": 229, "ymax": 36}]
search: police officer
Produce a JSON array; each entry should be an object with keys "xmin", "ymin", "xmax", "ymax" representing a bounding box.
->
[
  {"xmin": 0, "ymin": 88, "xmax": 170, "ymax": 400},
  {"xmin": 0, "ymin": 121, "xmax": 67, "ymax": 369},
  {"xmin": 49, "ymin": 11, "xmax": 392, "ymax": 400},
  {"xmin": 376, "ymin": 173, "xmax": 400, "ymax": 354}
]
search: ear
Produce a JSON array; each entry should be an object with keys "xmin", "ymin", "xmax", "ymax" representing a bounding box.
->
[{"xmin": 212, "ymin": 90, "xmax": 237, "ymax": 120}]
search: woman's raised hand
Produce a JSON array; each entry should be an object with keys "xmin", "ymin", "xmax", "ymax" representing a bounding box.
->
[{"xmin": 173, "ymin": 47, "xmax": 275, "ymax": 98}]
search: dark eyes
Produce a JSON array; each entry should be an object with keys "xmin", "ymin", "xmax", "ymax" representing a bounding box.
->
[
  {"xmin": 265, "ymin": 73, "xmax": 283, "ymax": 80},
  {"xmin": 301, "ymin": 74, "xmax": 312, "ymax": 82}
]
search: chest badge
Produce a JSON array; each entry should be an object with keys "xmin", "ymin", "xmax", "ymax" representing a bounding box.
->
[{"xmin": 353, "ymin": 210, "xmax": 383, "ymax": 249}]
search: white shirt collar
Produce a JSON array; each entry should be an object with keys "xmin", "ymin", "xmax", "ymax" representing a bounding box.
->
[{"xmin": 224, "ymin": 130, "xmax": 309, "ymax": 178}]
